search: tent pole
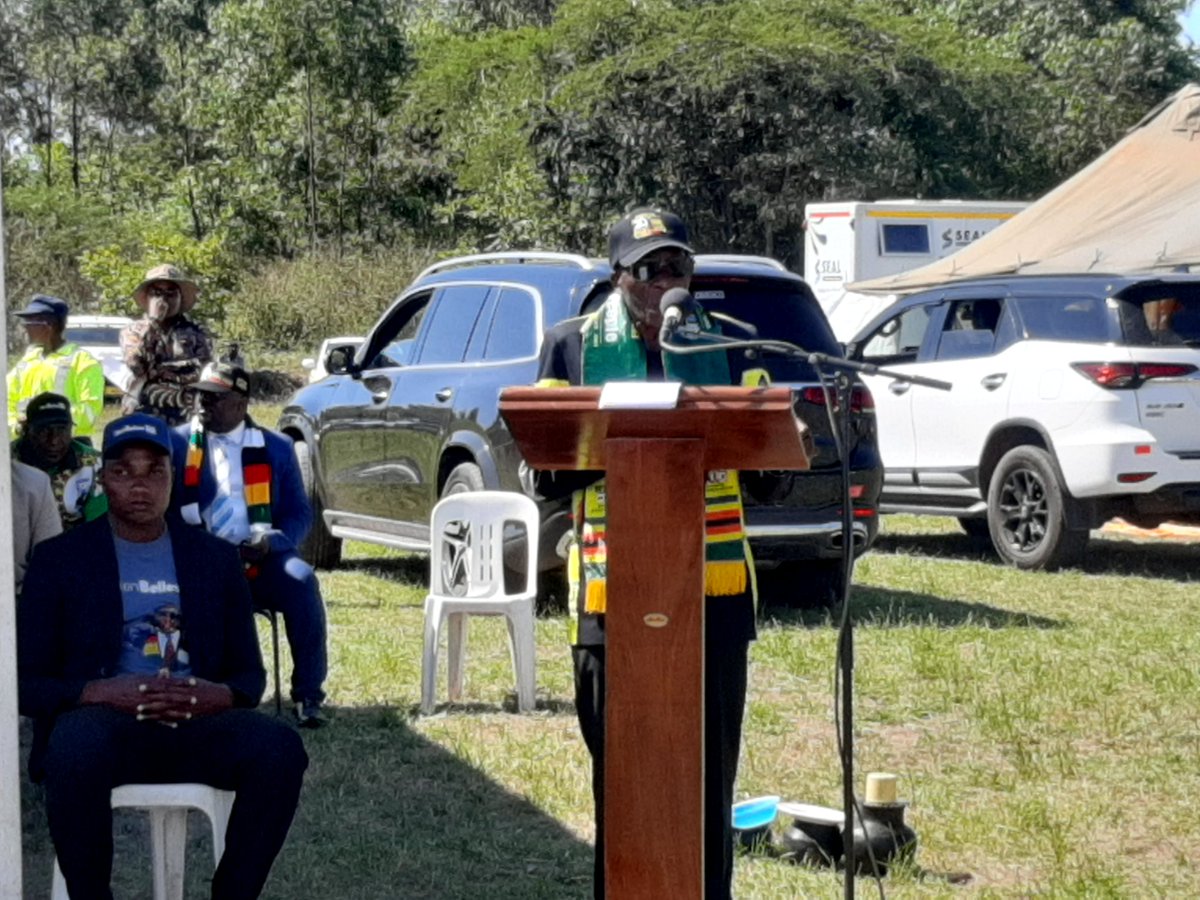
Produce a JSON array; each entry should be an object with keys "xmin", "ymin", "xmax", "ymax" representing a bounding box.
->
[{"xmin": 0, "ymin": 137, "xmax": 25, "ymax": 900}]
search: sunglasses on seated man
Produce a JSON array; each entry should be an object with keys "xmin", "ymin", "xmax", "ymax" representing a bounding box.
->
[{"xmin": 629, "ymin": 253, "xmax": 694, "ymax": 283}]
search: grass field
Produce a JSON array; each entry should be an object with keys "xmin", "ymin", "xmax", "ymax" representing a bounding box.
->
[{"xmin": 17, "ymin": 402, "xmax": 1200, "ymax": 897}]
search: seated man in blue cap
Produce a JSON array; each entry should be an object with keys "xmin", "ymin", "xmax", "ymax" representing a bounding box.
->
[
  {"xmin": 12, "ymin": 392, "xmax": 107, "ymax": 530},
  {"xmin": 6, "ymin": 294, "xmax": 104, "ymax": 443},
  {"xmin": 172, "ymin": 361, "xmax": 329, "ymax": 727},
  {"xmin": 18, "ymin": 413, "xmax": 308, "ymax": 900}
]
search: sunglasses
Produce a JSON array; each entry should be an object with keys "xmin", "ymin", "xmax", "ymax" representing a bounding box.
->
[
  {"xmin": 630, "ymin": 255, "xmax": 694, "ymax": 283},
  {"xmin": 148, "ymin": 283, "xmax": 182, "ymax": 297}
]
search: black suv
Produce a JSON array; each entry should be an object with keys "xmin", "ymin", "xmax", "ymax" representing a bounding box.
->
[{"xmin": 279, "ymin": 252, "xmax": 882, "ymax": 605}]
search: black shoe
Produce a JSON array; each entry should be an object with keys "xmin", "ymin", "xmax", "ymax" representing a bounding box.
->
[{"xmin": 295, "ymin": 699, "xmax": 327, "ymax": 729}]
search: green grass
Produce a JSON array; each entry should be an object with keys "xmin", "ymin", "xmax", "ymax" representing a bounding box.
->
[{"xmin": 21, "ymin": 406, "xmax": 1200, "ymax": 897}]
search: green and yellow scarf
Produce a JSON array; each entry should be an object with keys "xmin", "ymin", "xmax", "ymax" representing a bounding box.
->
[{"xmin": 544, "ymin": 291, "xmax": 759, "ymax": 626}]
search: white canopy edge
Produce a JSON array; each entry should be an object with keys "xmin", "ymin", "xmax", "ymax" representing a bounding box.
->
[{"xmin": 850, "ymin": 83, "xmax": 1200, "ymax": 295}]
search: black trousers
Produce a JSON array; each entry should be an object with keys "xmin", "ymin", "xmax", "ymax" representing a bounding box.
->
[
  {"xmin": 573, "ymin": 635, "xmax": 749, "ymax": 900},
  {"xmin": 43, "ymin": 706, "xmax": 308, "ymax": 900}
]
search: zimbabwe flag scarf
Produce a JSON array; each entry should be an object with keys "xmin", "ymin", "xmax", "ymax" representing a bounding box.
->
[
  {"xmin": 179, "ymin": 416, "xmax": 274, "ymax": 532},
  {"xmin": 570, "ymin": 291, "xmax": 751, "ymax": 619}
]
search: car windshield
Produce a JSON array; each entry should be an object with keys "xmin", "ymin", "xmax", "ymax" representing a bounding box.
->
[
  {"xmin": 65, "ymin": 327, "xmax": 123, "ymax": 345},
  {"xmin": 691, "ymin": 276, "xmax": 842, "ymax": 382}
]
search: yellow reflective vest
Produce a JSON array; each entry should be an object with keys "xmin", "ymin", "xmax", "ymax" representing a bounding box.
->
[{"xmin": 6, "ymin": 343, "xmax": 105, "ymax": 439}]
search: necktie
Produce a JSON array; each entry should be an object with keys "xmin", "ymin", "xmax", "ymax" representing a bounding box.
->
[{"xmin": 209, "ymin": 441, "xmax": 241, "ymax": 542}]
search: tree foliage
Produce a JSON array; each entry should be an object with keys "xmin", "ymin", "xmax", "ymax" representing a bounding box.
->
[{"xmin": 1, "ymin": 0, "xmax": 1196, "ymax": 341}]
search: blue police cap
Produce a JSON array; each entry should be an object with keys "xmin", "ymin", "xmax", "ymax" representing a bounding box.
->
[{"xmin": 15, "ymin": 294, "xmax": 69, "ymax": 322}]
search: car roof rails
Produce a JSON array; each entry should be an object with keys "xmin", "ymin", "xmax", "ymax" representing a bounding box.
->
[
  {"xmin": 696, "ymin": 254, "xmax": 789, "ymax": 272},
  {"xmin": 417, "ymin": 251, "xmax": 603, "ymax": 281}
]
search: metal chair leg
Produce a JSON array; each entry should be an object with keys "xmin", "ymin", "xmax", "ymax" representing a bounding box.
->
[{"xmin": 256, "ymin": 609, "xmax": 283, "ymax": 715}]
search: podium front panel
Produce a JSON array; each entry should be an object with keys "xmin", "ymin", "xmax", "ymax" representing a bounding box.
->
[{"xmin": 604, "ymin": 438, "xmax": 706, "ymax": 897}]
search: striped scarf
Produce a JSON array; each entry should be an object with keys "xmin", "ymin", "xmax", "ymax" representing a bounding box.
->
[
  {"xmin": 570, "ymin": 291, "xmax": 752, "ymax": 618},
  {"xmin": 180, "ymin": 416, "xmax": 273, "ymax": 532}
]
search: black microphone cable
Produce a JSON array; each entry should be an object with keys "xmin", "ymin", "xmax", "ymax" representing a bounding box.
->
[{"xmin": 661, "ymin": 319, "xmax": 887, "ymax": 897}]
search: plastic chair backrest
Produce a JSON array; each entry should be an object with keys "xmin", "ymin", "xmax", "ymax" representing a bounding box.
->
[{"xmin": 428, "ymin": 491, "xmax": 539, "ymax": 601}]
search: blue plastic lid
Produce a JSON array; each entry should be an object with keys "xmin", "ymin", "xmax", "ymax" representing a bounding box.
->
[{"xmin": 731, "ymin": 795, "xmax": 781, "ymax": 830}]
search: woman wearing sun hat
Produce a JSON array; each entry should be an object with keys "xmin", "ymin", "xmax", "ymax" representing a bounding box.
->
[{"xmin": 119, "ymin": 264, "xmax": 214, "ymax": 425}]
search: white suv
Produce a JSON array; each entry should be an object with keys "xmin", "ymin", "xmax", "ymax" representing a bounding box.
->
[
  {"xmin": 845, "ymin": 274, "xmax": 1200, "ymax": 570},
  {"xmin": 64, "ymin": 314, "xmax": 134, "ymax": 396}
]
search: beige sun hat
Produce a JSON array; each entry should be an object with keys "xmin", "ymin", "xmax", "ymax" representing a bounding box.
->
[{"xmin": 132, "ymin": 264, "xmax": 199, "ymax": 313}]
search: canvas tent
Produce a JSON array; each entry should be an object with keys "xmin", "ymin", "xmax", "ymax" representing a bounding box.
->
[{"xmin": 849, "ymin": 82, "xmax": 1200, "ymax": 297}]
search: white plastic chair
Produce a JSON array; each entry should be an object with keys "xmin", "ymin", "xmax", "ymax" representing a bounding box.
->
[
  {"xmin": 51, "ymin": 783, "xmax": 235, "ymax": 900},
  {"xmin": 421, "ymin": 491, "xmax": 539, "ymax": 714}
]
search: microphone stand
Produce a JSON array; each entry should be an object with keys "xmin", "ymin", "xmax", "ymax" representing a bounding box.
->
[{"xmin": 663, "ymin": 331, "xmax": 949, "ymax": 898}]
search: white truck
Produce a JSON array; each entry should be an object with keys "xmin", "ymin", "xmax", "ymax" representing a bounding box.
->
[{"xmin": 804, "ymin": 199, "xmax": 1028, "ymax": 338}]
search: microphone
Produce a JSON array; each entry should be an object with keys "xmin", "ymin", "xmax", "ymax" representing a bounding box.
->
[{"xmin": 658, "ymin": 288, "xmax": 700, "ymax": 345}]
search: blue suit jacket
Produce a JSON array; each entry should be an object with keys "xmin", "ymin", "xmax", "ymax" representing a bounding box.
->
[
  {"xmin": 170, "ymin": 418, "xmax": 312, "ymax": 554},
  {"xmin": 17, "ymin": 516, "xmax": 267, "ymax": 719}
]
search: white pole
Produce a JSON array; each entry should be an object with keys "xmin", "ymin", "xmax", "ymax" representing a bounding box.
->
[{"xmin": 0, "ymin": 137, "xmax": 24, "ymax": 899}]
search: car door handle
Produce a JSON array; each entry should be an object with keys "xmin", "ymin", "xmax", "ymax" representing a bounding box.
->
[
  {"xmin": 981, "ymin": 373, "xmax": 1007, "ymax": 390},
  {"xmin": 888, "ymin": 380, "xmax": 911, "ymax": 396},
  {"xmin": 436, "ymin": 387, "xmax": 453, "ymax": 402}
]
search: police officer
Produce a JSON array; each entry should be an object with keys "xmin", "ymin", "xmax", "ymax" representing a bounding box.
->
[{"xmin": 6, "ymin": 295, "xmax": 104, "ymax": 443}]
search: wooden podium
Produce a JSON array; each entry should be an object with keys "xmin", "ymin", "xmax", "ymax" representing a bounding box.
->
[{"xmin": 500, "ymin": 385, "xmax": 810, "ymax": 898}]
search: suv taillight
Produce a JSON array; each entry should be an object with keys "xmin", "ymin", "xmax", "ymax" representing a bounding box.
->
[
  {"xmin": 1071, "ymin": 362, "xmax": 1198, "ymax": 389},
  {"xmin": 799, "ymin": 384, "xmax": 875, "ymax": 413}
]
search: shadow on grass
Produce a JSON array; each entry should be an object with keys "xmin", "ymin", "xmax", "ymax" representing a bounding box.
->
[
  {"xmin": 20, "ymin": 706, "xmax": 593, "ymax": 900},
  {"xmin": 873, "ymin": 531, "xmax": 1199, "ymax": 583},
  {"xmin": 333, "ymin": 554, "xmax": 429, "ymax": 586},
  {"xmin": 417, "ymin": 696, "xmax": 578, "ymax": 717},
  {"xmin": 762, "ymin": 586, "xmax": 1062, "ymax": 630}
]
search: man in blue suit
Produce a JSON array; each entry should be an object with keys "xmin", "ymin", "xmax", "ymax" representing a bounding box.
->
[
  {"xmin": 18, "ymin": 413, "xmax": 307, "ymax": 899},
  {"xmin": 173, "ymin": 361, "xmax": 329, "ymax": 726}
]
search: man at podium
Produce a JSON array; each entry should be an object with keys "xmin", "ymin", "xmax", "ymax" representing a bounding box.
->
[{"xmin": 533, "ymin": 208, "xmax": 759, "ymax": 899}]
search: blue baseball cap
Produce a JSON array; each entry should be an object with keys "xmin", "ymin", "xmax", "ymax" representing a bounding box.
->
[
  {"xmin": 16, "ymin": 294, "xmax": 69, "ymax": 322},
  {"xmin": 102, "ymin": 414, "xmax": 173, "ymax": 462}
]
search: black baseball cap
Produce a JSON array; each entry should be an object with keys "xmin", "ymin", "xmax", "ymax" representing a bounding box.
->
[
  {"xmin": 608, "ymin": 209, "xmax": 693, "ymax": 268},
  {"xmin": 15, "ymin": 294, "xmax": 69, "ymax": 323},
  {"xmin": 193, "ymin": 361, "xmax": 251, "ymax": 397},
  {"xmin": 102, "ymin": 414, "xmax": 173, "ymax": 462},
  {"xmin": 24, "ymin": 392, "xmax": 72, "ymax": 428}
]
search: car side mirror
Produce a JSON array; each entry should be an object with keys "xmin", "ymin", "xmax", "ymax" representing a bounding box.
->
[{"xmin": 327, "ymin": 345, "xmax": 356, "ymax": 376}]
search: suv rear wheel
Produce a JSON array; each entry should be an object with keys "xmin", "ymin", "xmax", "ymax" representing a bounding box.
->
[
  {"xmin": 987, "ymin": 445, "xmax": 1088, "ymax": 571},
  {"xmin": 293, "ymin": 439, "xmax": 342, "ymax": 569}
]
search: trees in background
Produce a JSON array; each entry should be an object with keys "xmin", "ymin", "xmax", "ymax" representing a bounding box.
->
[{"xmin": 1, "ymin": 0, "xmax": 1195, "ymax": 348}]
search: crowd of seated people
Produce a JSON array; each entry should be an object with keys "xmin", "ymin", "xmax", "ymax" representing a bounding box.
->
[{"xmin": 9, "ymin": 265, "xmax": 319, "ymax": 899}]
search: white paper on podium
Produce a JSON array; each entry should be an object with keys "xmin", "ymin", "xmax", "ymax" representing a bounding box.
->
[{"xmin": 598, "ymin": 381, "xmax": 682, "ymax": 410}]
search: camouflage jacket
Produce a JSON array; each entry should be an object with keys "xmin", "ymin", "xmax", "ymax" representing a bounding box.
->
[
  {"xmin": 14, "ymin": 438, "xmax": 107, "ymax": 530},
  {"xmin": 120, "ymin": 315, "xmax": 214, "ymax": 425}
]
